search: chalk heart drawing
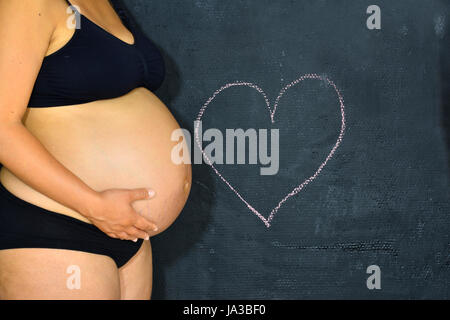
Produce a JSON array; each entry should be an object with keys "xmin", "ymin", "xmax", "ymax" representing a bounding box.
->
[{"xmin": 194, "ymin": 74, "xmax": 346, "ymax": 228}]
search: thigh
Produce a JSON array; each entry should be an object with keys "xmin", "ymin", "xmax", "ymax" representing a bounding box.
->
[
  {"xmin": 118, "ymin": 239, "xmax": 152, "ymax": 300},
  {"xmin": 0, "ymin": 248, "xmax": 120, "ymax": 300}
]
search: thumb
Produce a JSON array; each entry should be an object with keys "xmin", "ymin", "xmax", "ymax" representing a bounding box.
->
[{"xmin": 128, "ymin": 188, "xmax": 156, "ymax": 202}]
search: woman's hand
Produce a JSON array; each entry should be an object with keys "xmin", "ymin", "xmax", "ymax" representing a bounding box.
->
[{"xmin": 83, "ymin": 188, "xmax": 158, "ymax": 241}]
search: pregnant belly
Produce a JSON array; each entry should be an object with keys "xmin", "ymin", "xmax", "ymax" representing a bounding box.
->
[{"xmin": 0, "ymin": 87, "xmax": 191, "ymax": 235}]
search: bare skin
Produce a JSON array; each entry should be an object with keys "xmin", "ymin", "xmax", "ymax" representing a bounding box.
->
[
  {"xmin": 0, "ymin": 0, "xmax": 191, "ymax": 299},
  {"xmin": 0, "ymin": 239, "xmax": 153, "ymax": 299}
]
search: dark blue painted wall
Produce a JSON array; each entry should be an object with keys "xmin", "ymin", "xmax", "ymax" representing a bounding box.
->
[{"xmin": 123, "ymin": 0, "xmax": 448, "ymax": 299}]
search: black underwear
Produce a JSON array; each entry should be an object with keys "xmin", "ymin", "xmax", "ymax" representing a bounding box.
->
[{"xmin": 0, "ymin": 180, "xmax": 143, "ymax": 268}]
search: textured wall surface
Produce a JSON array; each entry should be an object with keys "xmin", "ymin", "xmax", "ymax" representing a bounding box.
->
[{"xmin": 121, "ymin": 0, "xmax": 449, "ymax": 299}]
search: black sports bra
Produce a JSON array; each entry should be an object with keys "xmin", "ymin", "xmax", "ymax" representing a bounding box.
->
[{"xmin": 28, "ymin": 0, "xmax": 165, "ymax": 108}]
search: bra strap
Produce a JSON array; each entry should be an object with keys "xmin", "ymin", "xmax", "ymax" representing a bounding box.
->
[{"xmin": 65, "ymin": 0, "xmax": 80, "ymax": 14}]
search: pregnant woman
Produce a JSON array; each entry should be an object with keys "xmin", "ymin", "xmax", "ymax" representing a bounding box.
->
[{"xmin": 0, "ymin": 0, "xmax": 191, "ymax": 299}]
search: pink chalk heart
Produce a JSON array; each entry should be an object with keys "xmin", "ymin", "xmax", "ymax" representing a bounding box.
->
[{"xmin": 194, "ymin": 74, "xmax": 346, "ymax": 228}]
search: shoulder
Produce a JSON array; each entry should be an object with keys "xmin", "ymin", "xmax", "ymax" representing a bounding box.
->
[
  {"xmin": 0, "ymin": 0, "xmax": 63, "ymax": 30},
  {"xmin": 0, "ymin": 0, "xmax": 68, "ymax": 63}
]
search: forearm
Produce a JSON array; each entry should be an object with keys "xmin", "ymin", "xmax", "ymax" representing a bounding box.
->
[{"xmin": 0, "ymin": 121, "xmax": 100, "ymax": 217}]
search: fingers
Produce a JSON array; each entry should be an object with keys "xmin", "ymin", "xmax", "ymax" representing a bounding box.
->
[
  {"xmin": 128, "ymin": 188, "xmax": 156, "ymax": 202},
  {"xmin": 116, "ymin": 231, "xmax": 142, "ymax": 242},
  {"xmin": 105, "ymin": 224, "xmax": 152, "ymax": 241},
  {"xmin": 126, "ymin": 226, "xmax": 150, "ymax": 241},
  {"xmin": 118, "ymin": 232, "xmax": 134, "ymax": 241},
  {"xmin": 98, "ymin": 187, "xmax": 158, "ymax": 241},
  {"xmin": 134, "ymin": 215, "xmax": 158, "ymax": 232},
  {"xmin": 126, "ymin": 188, "xmax": 158, "ymax": 232},
  {"xmin": 105, "ymin": 231, "xmax": 127, "ymax": 240}
]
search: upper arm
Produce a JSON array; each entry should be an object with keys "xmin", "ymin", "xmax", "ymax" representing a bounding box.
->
[{"xmin": 0, "ymin": 0, "xmax": 57, "ymax": 123}]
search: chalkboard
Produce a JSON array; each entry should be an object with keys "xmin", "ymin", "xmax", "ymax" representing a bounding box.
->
[
  {"xmin": 5, "ymin": 0, "xmax": 448, "ymax": 299},
  {"xmin": 121, "ymin": 0, "xmax": 450, "ymax": 299}
]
